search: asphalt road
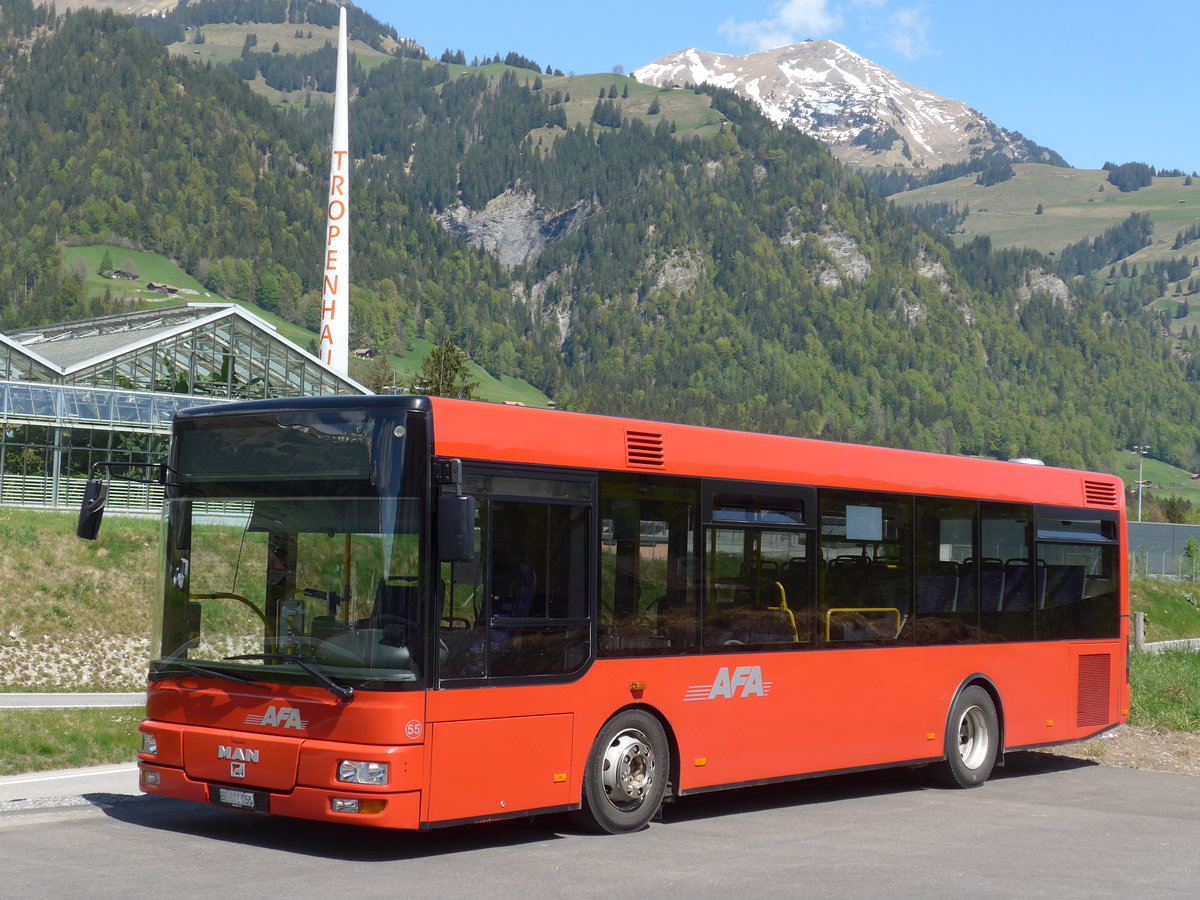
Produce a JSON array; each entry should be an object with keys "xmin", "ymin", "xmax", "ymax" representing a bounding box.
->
[{"xmin": 1, "ymin": 752, "xmax": 1197, "ymax": 898}]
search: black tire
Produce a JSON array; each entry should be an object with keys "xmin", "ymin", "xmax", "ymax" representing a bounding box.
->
[
  {"xmin": 937, "ymin": 685, "xmax": 999, "ymax": 788},
  {"xmin": 570, "ymin": 709, "xmax": 670, "ymax": 834}
]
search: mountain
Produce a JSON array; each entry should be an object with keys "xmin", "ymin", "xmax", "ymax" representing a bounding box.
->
[
  {"xmin": 634, "ymin": 42, "xmax": 1066, "ymax": 171},
  {"xmin": 4, "ymin": 1, "xmax": 1200, "ymax": 474}
]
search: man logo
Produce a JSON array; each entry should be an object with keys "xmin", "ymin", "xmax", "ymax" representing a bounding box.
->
[
  {"xmin": 244, "ymin": 705, "xmax": 307, "ymax": 730},
  {"xmin": 683, "ymin": 666, "xmax": 772, "ymax": 701}
]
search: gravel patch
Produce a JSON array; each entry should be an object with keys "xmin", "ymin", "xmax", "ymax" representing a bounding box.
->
[{"xmin": 1045, "ymin": 725, "xmax": 1200, "ymax": 776}]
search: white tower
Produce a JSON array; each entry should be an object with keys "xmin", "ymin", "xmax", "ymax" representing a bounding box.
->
[{"xmin": 318, "ymin": 4, "xmax": 350, "ymax": 374}]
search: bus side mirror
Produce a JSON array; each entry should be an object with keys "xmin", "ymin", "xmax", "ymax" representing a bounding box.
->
[
  {"xmin": 438, "ymin": 494, "xmax": 476, "ymax": 563},
  {"xmin": 77, "ymin": 479, "xmax": 108, "ymax": 540}
]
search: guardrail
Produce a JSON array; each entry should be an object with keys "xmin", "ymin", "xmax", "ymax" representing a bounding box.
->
[{"xmin": 1131, "ymin": 611, "xmax": 1200, "ymax": 653}]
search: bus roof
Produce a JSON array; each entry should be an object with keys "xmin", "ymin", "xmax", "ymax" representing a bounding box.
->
[{"xmin": 429, "ymin": 397, "xmax": 1123, "ymax": 513}]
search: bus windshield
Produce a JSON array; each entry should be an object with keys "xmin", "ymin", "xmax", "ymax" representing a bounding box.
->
[{"xmin": 155, "ymin": 404, "xmax": 431, "ymax": 689}]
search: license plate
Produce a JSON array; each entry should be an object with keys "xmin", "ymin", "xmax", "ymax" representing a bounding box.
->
[
  {"xmin": 212, "ymin": 787, "xmax": 268, "ymax": 813},
  {"xmin": 219, "ymin": 788, "xmax": 255, "ymax": 808}
]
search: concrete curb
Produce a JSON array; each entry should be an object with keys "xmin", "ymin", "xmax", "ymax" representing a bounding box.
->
[{"xmin": 0, "ymin": 693, "xmax": 144, "ymax": 709}]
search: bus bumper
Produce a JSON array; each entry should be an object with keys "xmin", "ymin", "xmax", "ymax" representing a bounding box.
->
[{"xmin": 138, "ymin": 764, "xmax": 423, "ymax": 830}]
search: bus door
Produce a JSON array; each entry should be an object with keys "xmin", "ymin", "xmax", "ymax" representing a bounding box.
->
[{"xmin": 426, "ymin": 469, "xmax": 592, "ymax": 823}]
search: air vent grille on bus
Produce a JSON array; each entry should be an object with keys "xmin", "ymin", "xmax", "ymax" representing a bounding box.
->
[
  {"xmin": 1076, "ymin": 653, "xmax": 1111, "ymax": 728},
  {"xmin": 1083, "ymin": 479, "xmax": 1119, "ymax": 509},
  {"xmin": 625, "ymin": 430, "xmax": 665, "ymax": 469}
]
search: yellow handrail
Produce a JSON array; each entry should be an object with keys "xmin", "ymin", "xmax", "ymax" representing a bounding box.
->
[{"xmin": 765, "ymin": 581, "xmax": 798, "ymax": 641}]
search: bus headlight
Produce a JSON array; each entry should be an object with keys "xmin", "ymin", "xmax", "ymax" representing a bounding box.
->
[{"xmin": 337, "ymin": 760, "xmax": 389, "ymax": 786}]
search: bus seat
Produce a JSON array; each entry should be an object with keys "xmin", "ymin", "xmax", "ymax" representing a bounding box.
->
[
  {"xmin": 1043, "ymin": 565, "xmax": 1086, "ymax": 608},
  {"xmin": 1002, "ymin": 559, "xmax": 1046, "ymax": 612},
  {"xmin": 917, "ymin": 574, "xmax": 958, "ymax": 612},
  {"xmin": 958, "ymin": 558, "xmax": 1004, "ymax": 612}
]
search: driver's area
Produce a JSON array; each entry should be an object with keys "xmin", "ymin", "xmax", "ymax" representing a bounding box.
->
[{"xmin": 160, "ymin": 495, "xmax": 428, "ymax": 684}]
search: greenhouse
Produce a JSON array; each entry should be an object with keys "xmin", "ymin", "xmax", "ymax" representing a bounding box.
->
[{"xmin": 0, "ymin": 304, "xmax": 367, "ymax": 511}]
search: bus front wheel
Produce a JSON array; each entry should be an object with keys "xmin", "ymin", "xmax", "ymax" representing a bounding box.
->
[
  {"xmin": 937, "ymin": 685, "xmax": 999, "ymax": 788},
  {"xmin": 571, "ymin": 709, "xmax": 669, "ymax": 834}
]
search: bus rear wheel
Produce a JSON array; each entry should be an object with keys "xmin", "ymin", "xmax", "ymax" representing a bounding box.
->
[
  {"xmin": 571, "ymin": 709, "xmax": 669, "ymax": 834},
  {"xmin": 937, "ymin": 685, "xmax": 999, "ymax": 788}
]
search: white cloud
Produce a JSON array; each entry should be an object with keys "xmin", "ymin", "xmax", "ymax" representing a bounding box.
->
[
  {"xmin": 720, "ymin": 0, "xmax": 844, "ymax": 51},
  {"xmin": 720, "ymin": 1, "xmax": 936, "ymax": 60},
  {"xmin": 888, "ymin": 6, "xmax": 932, "ymax": 59}
]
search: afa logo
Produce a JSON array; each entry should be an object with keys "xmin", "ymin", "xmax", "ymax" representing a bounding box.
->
[
  {"xmin": 683, "ymin": 666, "xmax": 772, "ymax": 701},
  {"xmin": 244, "ymin": 705, "xmax": 308, "ymax": 730}
]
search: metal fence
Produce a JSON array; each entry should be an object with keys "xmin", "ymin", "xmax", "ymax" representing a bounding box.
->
[
  {"xmin": 0, "ymin": 474, "xmax": 163, "ymax": 514},
  {"xmin": 1127, "ymin": 522, "xmax": 1200, "ymax": 580}
]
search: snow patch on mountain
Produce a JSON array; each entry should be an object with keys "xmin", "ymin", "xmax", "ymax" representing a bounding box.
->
[{"xmin": 635, "ymin": 42, "xmax": 1060, "ymax": 170}]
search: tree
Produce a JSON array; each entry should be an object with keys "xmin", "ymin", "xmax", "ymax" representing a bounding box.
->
[
  {"xmin": 1035, "ymin": 202, "xmax": 1044, "ymax": 215},
  {"xmin": 412, "ymin": 338, "xmax": 479, "ymax": 399},
  {"xmin": 363, "ymin": 355, "xmax": 399, "ymax": 393},
  {"xmin": 648, "ymin": 96, "xmax": 660, "ymax": 115},
  {"xmin": 1185, "ymin": 537, "xmax": 1200, "ymax": 581},
  {"xmin": 98, "ymin": 248, "xmax": 113, "ymax": 275}
]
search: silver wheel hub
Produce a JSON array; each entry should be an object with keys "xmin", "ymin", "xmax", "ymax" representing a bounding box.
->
[
  {"xmin": 601, "ymin": 729, "xmax": 656, "ymax": 805},
  {"xmin": 957, "ymin": 705, "xmax": 990, "ymax": 770}
]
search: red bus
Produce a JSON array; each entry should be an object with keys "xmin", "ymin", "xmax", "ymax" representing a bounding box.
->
[{"xmin": 79, "ymin": 396, "xmax": 1128, "ymax": 833}]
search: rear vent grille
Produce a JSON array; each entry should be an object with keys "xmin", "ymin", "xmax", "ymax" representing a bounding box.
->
[
  {"xmin": 625, "ymin": 430, "xmax": 665, "ymax": 469},
  {"xmin": 1083, "ymin": 479, "xmax": 1119, "ymax": 509},
  {"xmin": 1076, "ymin": 653, "xmax": 1111, "ymax": 728}
]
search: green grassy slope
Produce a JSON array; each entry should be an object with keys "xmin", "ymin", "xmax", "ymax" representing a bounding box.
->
[
  {"xmin": 1110, "ymin": 450, "xmax": 1200, "ymax": 506},
  {"xmin": 61, "ymin": 245, "xmax": 550, "ymax": 406},
  {"xmin": 892, "ymin": 164, "xmax": 1200, "ymax": 256},
  {"xmin": 167, "ymin": 22, "xmax": 392, "ymax": 67}
]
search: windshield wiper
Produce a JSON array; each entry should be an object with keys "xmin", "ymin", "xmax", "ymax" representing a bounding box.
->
[
  {"xmin": 224, "ymin": 653, "xmax": 354, "ymax": 701},
  {"xmin": 150, "ymin": 661, "xmax": 268, "ymax": 688}
]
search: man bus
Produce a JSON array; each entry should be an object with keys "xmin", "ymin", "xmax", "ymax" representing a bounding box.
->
[{"xmin": 79, "ymin": 395, "xmax": 1127, "ymax": 833}]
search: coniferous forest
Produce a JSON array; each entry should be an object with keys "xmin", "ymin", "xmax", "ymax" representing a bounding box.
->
[{"xmin": 3, "ymin": 0, "xmax": 1200, "ymax": 472}]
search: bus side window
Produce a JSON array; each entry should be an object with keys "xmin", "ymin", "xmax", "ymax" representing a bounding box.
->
[
  {"xmin": 598, "ymin": 474, "xmax": 700, "ymax": 657},
  {"xmin": 1035, "ymin": 513, "xmax": 1119, "ymax": 640},
  {"xmin": 441, "ymin": 484, "xmax": 591, "ymax": 681},
  {"xmin": 979, "ymin": 504, "xmax": 1034, "ymax": 642},
  {"xmin": 818, "ymin": 491, "xmax": 912, "ymax": 645},
  {"xmin": 914, "ymin": 498, "xmax": 979, "ymax": 645},
  {"xmin": 703, "ymin": 526, "xmax": 811, "ymax": 648}
]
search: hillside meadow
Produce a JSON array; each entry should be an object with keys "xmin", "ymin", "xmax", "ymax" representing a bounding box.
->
[
  {"xmin": 892, "ymin": 164, "xmax": 1200, "ymax": 257},
  {"xmin": 58, "ymin": 244, "xmax": 550, "ymax": 407}
]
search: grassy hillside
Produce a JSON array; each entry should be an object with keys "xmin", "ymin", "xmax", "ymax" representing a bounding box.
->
[
  {"xmin": 0, "ymin": 509, "xmax": 158, "ymax": 691},
  {"xmin": 64, "ymin": 244, "xmax": 214, "ymax": 303},
  {"xmin": 167, "ymin": 22, "xmax": 391, "ymax": 67},
  {"xmin": 1112, "ymin": 450, "xmax": 1200, "ymax": 501},
  {"xmin": 892, "ymin": 164, "xmax": 1200, "ymax": 256},
  {"xmin": 58, "ymin": 244, "xmax": 551, "ymax": 406}
]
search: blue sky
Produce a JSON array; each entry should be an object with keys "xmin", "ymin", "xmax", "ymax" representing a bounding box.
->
[{"xmin": 355, "ymin": 0, "xmax": 1198, "ymax": 173}]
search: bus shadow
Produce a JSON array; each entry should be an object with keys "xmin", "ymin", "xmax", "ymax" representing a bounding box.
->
[
  {"xmin": 86, "ymin": 752, "xmax": 1095, "ymax": 859},
  {"xmin": 89, "ymin": 793, "xmax": 566, "ymax": 860},
  {"xmin": 646, "ymin": 750, "xmax": 1096, "ymax": 825}
]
